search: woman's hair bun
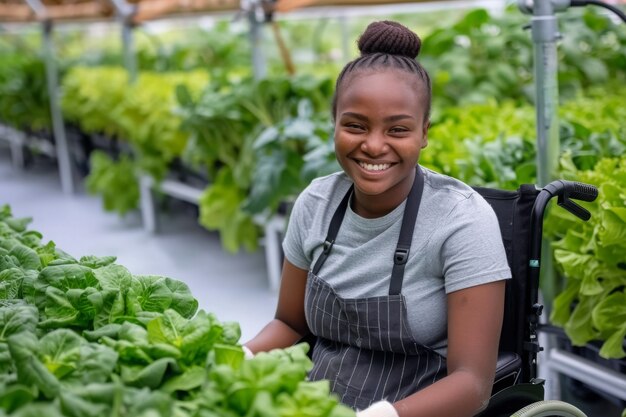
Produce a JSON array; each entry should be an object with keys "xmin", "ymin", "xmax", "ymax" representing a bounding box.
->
[{"xmin": 357, "ymin": 20, "xmax": 421, "ymax": 59}]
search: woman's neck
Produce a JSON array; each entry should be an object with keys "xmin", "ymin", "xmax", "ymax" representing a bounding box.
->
[{"xmin": 352, "ymin": 172, "xmax": 415, "ymax": 219}]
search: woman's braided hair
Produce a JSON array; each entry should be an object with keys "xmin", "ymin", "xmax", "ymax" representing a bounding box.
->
[{"xmin": 332, "ymin": 20, "xmax": 432, "ymax": 122}]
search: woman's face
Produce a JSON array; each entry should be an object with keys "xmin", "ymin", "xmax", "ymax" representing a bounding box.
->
[{"xmin": 334, "ymin": 70, "xmax": 429, "ymax": 214}]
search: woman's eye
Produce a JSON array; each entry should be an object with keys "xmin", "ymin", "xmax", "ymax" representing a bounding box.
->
[
  {"xmin": 345, "ymin": 123, "xmax": 364, "ymax": 130},
  {"xmin": 389, "ymin": 127, "xmax": 409, "ymax": 134}
]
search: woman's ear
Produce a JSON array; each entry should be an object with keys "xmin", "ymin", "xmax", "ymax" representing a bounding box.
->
[{"xmin": 421, "ymin": 120, "xmax": 430, "ymax": 149}]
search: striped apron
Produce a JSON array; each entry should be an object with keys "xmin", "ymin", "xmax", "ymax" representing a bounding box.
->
[{"xmin": 304, "ymin": 167, "xmax": 447, "ymax": 410}]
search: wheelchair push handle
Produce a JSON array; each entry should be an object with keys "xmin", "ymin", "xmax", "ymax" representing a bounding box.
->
[
  {"xmin": 562, "ymin": 180, "xmax": 598, "ymax": 202},
  {"xmin": 542, "ymin": 180, "xmax": 599, "ymax": 221}
]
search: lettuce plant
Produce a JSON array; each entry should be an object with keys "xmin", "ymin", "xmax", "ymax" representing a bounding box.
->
[
  {"xmin": 546, "ymin": 154, "xmax": 626, "ymax": 359},
  {"xmin": 0, "ymin": 205, "xmax": 354, "ymax": 417}
]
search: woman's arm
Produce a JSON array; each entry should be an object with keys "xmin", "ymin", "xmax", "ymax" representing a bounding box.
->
[
  {"xmin": 244, "ymin": 259, "xmax": 310, "ymax": 354},
  {"xmin": 391, "ymin": 279, "xmax": 506, "ymax": 417}
]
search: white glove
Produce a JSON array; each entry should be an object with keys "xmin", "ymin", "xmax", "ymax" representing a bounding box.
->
[
  {"xmin": 356, "ymin": 401, "xmax": 399, "ymax": 417},
  {"xmin": 242, "ymin": 345, "xmax": 255, "ymax": 359}
]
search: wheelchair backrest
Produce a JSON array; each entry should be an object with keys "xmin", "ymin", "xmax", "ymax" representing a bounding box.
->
[{"xmin": 472, "ymin": 184, "xmax": 540, "ymax": 384}]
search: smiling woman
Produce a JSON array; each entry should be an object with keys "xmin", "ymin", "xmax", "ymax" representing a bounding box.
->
[{"xmin": 244, "ymin": 20, "xmax": 510, "ymax": 417}]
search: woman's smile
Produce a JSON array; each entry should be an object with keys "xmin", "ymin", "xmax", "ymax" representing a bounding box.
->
[{"xmin": 356, "ymin": 160, "xmax": 393, "ymax": 173}]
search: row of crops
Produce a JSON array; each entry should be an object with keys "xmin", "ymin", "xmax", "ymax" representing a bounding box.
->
[
  {"xmin": 0, "ymin": 205, "xmax": 355, "ymax": 416},
  {"xmin": 1, "ymin": 5, "xmax": 625, "ymax": 365}
]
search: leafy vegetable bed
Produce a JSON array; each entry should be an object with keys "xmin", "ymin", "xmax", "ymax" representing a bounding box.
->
[{"xmin": 0, "ymin": 205, "xmax": 353, "ymax": 417}]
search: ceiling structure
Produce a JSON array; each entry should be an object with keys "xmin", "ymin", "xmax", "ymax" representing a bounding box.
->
[{"xmin": 0, "ymin": 0, "xmax": 434, "ymax": 23}]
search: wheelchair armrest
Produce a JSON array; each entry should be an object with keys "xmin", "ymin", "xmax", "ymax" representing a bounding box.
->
[{"xmin": 493, "ymin": 351, "xmax": 522, "ymax": 394}]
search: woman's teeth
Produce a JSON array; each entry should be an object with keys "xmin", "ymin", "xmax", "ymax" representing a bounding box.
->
[{"xmin": 359, "ymin": 162, "xmax": 391, "ymax": 171}]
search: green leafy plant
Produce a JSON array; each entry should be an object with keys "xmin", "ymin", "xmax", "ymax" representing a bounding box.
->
[
  {"xmin": 0, "ymin": 204, "xmax": 354, "ymax": 417},
  {"xmin": 245, "ymin": 99, "xmax": 339, "ymax": 216},
  {"xmin": 0, "ymin": 52, "xmax": 51, "ymax": 132},
  {"xmin": 419, "ymin": 6, "xmax": 626, "ymax": 111},
  {"xmin": 62, "ymin": 66, "xmax": 209, "ymax": 214},
  {"xmin": 546, "ymin": 154, "xmax": 626, "ymax": 359},
  {"xmin": 85, "ymin": 151, "xmax": 140, "ymax": 216},
  {"xmin": 422, "ymin": 87, "xmax": 626, "ymax": 191},
  {"xmin": 179, "ymin": 74, "xmax": 335, "ymax": 253}
]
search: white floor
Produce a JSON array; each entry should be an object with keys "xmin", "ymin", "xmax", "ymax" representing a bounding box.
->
[{"xmin": 0, "ymin": 146, "xmax": 278, "ymax": 343}]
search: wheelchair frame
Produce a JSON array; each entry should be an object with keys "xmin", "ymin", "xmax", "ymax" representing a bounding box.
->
[{"xmin": 474, "ymin": 179, "xmax": 598, "ymax": 417}]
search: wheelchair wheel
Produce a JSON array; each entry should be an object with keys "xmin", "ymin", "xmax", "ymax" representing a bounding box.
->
[{"xmin": 510, "ymin": 400, "xmax": 588, "ymax": 417}]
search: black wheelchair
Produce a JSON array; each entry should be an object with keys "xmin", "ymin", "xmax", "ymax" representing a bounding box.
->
[
  {"xmin": 474, "ymin": 179, "xmax": 598, "ymax": 417},
  {"xmin": 297, "ymin": 178, "xmax": 599, "ymax": 417}
]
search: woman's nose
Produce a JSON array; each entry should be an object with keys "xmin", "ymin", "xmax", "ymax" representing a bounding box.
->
[{"xmin": 361, "ymin": 132, "xmax": 388, "ymax": 156}]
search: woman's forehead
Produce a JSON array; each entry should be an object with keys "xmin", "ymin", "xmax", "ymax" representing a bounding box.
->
[{"xmin": 337, "ymin": 70, "xmax": 426, "ymax": 109}]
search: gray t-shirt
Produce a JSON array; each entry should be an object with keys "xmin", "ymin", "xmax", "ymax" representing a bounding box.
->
[{"xmin": 282, "ymin": 167, "xmax": 511, "ymax": 354}]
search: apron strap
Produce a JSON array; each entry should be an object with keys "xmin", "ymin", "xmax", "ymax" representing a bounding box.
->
[
  {"xmin": 389, "ymin": 166, "xmax": 424, "ymax": 295},
  {"xmin": 311, "ymin": 185, "xmax": 352, "ymax": 276}
]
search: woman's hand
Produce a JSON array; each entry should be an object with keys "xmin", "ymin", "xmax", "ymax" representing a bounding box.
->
[{"xmin": 356, "ymin": 401, "xmax": 399, "ymax": 417}]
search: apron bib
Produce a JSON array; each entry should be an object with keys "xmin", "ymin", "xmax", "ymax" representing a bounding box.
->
[{"xmin": 304, "ymin": 167, "xmax": 447, "ymax": 410}]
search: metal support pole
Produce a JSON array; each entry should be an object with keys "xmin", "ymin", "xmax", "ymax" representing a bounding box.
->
[
  {"xmin": 42, "ymin": 21, "xmax": 75, "ymax": 194},
  {"xmin": 139, "ymin": 174, "xmax": 158, "ymax": 233},
  {"xmin": 121, "ymin": 19, "xmax": 137, "ymax": 83},
  {"xmin": 519, "ymin": 0, "xmax": 570, "ymax": 310},
  {"xmin": 520, "ymin": 0, "xmax": 570, "ymax": 187},
  {"xmin": 108, "ymin": 0, "xmax": 138, "ymax": 83},
  {"xmin": 248, "ymin": 2, "xmax": 267, "ymax": 80},
  {"xmin": 340, "ymin": 14, "xmax": 351, "ymax": 62},
  {"xmin": 24, "ymin": 0, "xmax": 74, "ymax": 194}
]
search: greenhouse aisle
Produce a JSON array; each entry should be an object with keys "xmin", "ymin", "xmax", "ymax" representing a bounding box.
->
[{"xmin": 0, "ymin": 147, "xmax": 278, "ymax": 343}]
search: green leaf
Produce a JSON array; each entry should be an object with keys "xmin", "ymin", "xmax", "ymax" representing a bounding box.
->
[
  {"xmin": 199, "ymin": 168, "xmax": 260, "ymax": 253},
  {"xmin": 7, "ymin": 332, "xmax": 61, "ymax": 398},
  {"xmin": 176, "ymin": 84, "xmax": 194, "ymax": 108},
  {"xmin": 148, "ymin": 309, "xmax": 223, "ymax": 367},
  {"xmin": 94, "ymin": 289, "xmax": 127, "ymax": 328},
  {"xmin": 213, "ymin": 343, "xmax": 244, "ymax": 369},
  {"xmin": 83, "ymin": 323, "xmax": 122, "ymax": 342},
  {"xmin": 578, "ymin": 57, "xmax": 609, "ymax": 84},
  {"xmin": 11, "ymin": 403, "xmax": 64, "ymax": 417},
  {"xmin": 85, "ymin": 151, "xmax": 140, "ymax": 216},
  {"xmin": 79, "ymin": 255, "xmax": 117, "ymax": 269},
  {"xmin": 132, "ymin": 275, "xmax": 174, "ymax": 313},
  {"xmin": 9, "ymin": 245, "xmax": 41, "ymax": 270},
  {"xmin": 0, "ymin": 268, "xmax": 25, "ymax": 299},
  {"xmin": 59, "ymin": 391, "xmax": 110, "ymax": 417},
  {"xmin": 592, "ymin": 291, "xmax": 626, "ymax": 333},
  {"xmin": 0, "ymin": 304, "xmax": 38, "ymax": 341},
  {"xmin": 39, "ymin": 264, "xmax": 99, "ymax": 291},
  {"xmin": 162, "ymin": 277, "xmax": 198, "ymax": 319},
  {"xmin": 0, "ymin": 383, "xmax": 37, "ymax": 414},
  {"xmin": 565, "ymin": 295, "xmax": 599, "ymax": 346},
  {"xmin": 118, "ymin": 321, "xmax": 150, "ymax": 344},
  {"xmin": 598, "ymin": 324, "xmax": 626, "ymax": 359},
  {"xmin": 550, "ymin": 280, "xmax": 580, "ymax": 327},
  {"xmin": 221, "ymin": 321, "xmax": 242, "ymax": 345},
  {"xmin": 160, "ymin": 365, "xmax": 207, "ymax": 393},
  {"xmin": 146, "ymin": 309, "xmax": 188, "ymax": 348},
  {"xmin": 40, "ymin": 286, "xmax": 81, "ymax": 329},
  {"xmin": 598, "ymin": 207, "xmax": 626, "ymax": 247},
  {"xmin": 121, "ymin": 357, "xmax": 178, "ymax": 389},
  {"xmin": 4, "ymin": 217, "xmax": 32, "ymax": 233},
  {"xmin": 93, "ymin": 265, "xmax": 133, "ymax": 292}
]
